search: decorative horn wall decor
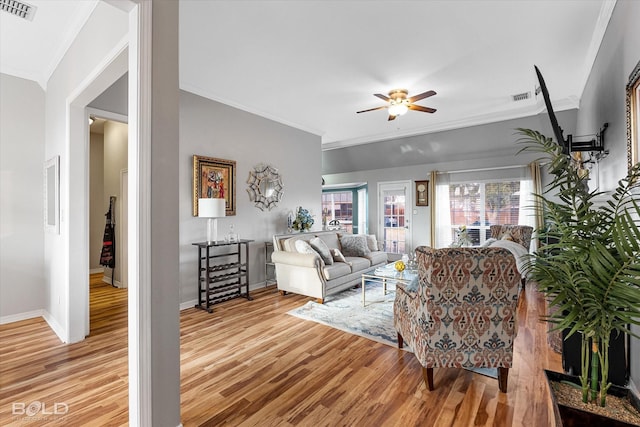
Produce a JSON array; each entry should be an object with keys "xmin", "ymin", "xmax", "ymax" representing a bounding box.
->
[{"xmin": 246, "ymin": 163, "xmax": 284, "ymax": 211}]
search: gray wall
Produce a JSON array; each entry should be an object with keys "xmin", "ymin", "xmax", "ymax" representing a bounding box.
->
[
  {"xmin": 0, "ymin": 74, "xmax": 46, "ymax": 321},
  {"xmin": 179, "ymin": 90, "xmax": 322, "ymax": 306},
  {"xmin": 89, "ymin": 72, "xmax": 128, "ymax": 116},
  {"xmin": 575, "ymin": 0, "xmax": 640, "ymax": 399},
  {"xmin": 322, "ymin": 110, "xmax": 577, "ymax": 175},
  {"xmin": 323, "ymin": 110, "xmax": 578, "ymax": 245}
]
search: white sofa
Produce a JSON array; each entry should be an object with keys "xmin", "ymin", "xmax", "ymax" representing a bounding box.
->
[{"xmin": 272, "ymin": 230, "xmax": 397, "ymax": 303}]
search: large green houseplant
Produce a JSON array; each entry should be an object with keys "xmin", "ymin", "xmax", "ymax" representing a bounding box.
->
[{"xmin": 517, "ymin": 128, "xmax": 640, "ymax": 409}]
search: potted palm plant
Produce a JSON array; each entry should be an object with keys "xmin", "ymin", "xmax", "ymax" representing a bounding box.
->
[{"xmin": 517, "ymin": 128, "xmax": 640, "ymax": 425}]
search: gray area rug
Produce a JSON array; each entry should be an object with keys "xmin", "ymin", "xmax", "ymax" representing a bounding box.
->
[
  {"xmin": 287, "ymin": 280, "xmax": 411, "ymax": 351},
  {"xmin": 287, "ymin": 281, "xmax": 497, "ymax": 379}
]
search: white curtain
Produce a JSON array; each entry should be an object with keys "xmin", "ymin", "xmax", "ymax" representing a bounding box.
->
[
  {"xmin": 434, "ymin": 172, "xmax": 452, "ymax": 248},
  {"xmin": 518, "ymin": 167, "xmax": 536, "ymax": 252}
]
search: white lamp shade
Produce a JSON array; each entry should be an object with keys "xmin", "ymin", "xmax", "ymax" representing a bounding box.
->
[{"xmin": 198, "ymin": 198, "xmax": 226, "ymax": 218}]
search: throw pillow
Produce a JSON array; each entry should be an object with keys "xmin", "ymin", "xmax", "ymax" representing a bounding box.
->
[
  {"xmin": 482, "ymin": 238, "xmax": 497, "ymax": 247},
  {"xmin": 295, "ymin": 240, "xmax": 319, "ymax": 258},
  {"xmin": 340, "ymin": 234, "xmax": 371, "ymax": 257},
  {"xmin": 366, "ymin": 234, "xmax": 379, "ymax": 252},
  {"xmin": 501, "ymin": 232, "xmax": 514, "ymax": 241},
  {"xmin": 310, "ymin": 237, "xmax": 334, "ymax": 265},
  {"xmin": 331, "ymin": 248, "xmax": 347, "ymax": 263}
]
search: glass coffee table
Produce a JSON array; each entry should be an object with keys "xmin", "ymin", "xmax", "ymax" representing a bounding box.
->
[{"xmin": 360, "ymin": 263, "xmax": 418, "ymax": 306}]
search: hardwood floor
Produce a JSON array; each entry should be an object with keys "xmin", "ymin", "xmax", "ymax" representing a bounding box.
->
[{"xmin": 0, "ymin": 275, "xmax": 561, "ymax": 426}]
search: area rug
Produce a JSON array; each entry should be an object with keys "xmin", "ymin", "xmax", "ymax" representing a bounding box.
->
[
  {"xmin": 287, "ymin": 281, "xmax": 497, "ymax": 379},
  {"xmin": 287, "ymin": 281, "xmax": 411, "ymax": 351}
]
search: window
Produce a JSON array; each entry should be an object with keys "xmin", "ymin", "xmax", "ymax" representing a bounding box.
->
[
  {"xmin": 321, "ymin": 191, "xmax": 354, "ymax": 233},
  {"xmin": 449, "ymin": 181, "xmax": 520, "ymax": 245}
]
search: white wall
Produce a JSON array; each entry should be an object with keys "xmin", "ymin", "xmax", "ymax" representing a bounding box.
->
[
  {"xmin": 103, "ymin": 120, "xmax": 128, "ymax": 283},
  {"xmin": 179, "ymin": 90, "xmax": 321, "ymax": 306},
  {"xmin": 0, "ymin": 74, "xmax": 46, "ymax": 322},
  {"xmin": 575, "ymin": 0, "xmax": 640, "ymax": 400},
  {"xmin": 89, "ymin": 132, "xmax": 105, "ymax": 271},
  {"xmin": 43, "ymin": 1, "xmax": 128, "ymax": 340}
]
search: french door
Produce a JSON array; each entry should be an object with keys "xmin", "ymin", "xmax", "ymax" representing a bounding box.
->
[{"xmin": 378, "ymin": 181, "xmax": 412, "ymax": 254}]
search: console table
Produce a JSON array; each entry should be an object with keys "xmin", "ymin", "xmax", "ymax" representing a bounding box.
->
[{"xmin": 192, "ymin": 240, "xmax": 253, "ymax": 312}]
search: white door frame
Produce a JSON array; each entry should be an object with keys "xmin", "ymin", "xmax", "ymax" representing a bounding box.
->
[
  {"xmin": 66, "ymin": 1, "xmax": 154, "ymax": 425},
  {"xmin": 377, "ymin": 180, "xmax": 413, "ymax": 253}
]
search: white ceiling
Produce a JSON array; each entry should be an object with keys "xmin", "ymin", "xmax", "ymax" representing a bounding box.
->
[{"xmin": 1, "ymin": 0, "xmax": 615, "ymax": 149}]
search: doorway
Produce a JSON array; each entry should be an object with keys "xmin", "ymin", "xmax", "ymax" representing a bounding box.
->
[
  {"xmin": 89, "ymin": 115, "xmax": 129, "ymax": 290},
  {"xmin": 378, "ymin": 181, "xmax": 412, "ymax": 254}
]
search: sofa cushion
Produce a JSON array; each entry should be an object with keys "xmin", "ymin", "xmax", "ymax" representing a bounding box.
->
[
  {"xmin": 366, "ymin": 234, "xmax": 380, "ymax": 252},
  {"xmin": 331, "ymin": 248, "xmax": 350, "ymax": 264},
  {"xmin": 322, "ymin": 262, "xmax": 352, "ymax": 280},
  {"xmin": 310, "ymin": 237, "xmax": 333, "ymax": 265},
  {"xmin": 364, "ymin": 250, "xmax": 387, "ymax": 266},
  {"xmin": 315, "ymin": 232, "xmax": 341, "ymax": 251},
  {"xmin": 346, "ymin": 256, "xmax": 371, "ymax": 272},
  {"xmin": 283, "ymin": 235, "xmax": 312, "ymax": 252},
  {"xmin": 340, "ymin": 234, "xmax": 371, "ymax": 257},
  {"xmin": 295, "ymin": 240, "xmax": 319, "ymax": 258}
]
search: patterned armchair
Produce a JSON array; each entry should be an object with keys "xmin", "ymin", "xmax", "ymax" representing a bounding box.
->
[
  {"xmin": 393, "ymin": 246, "xmax": 521, "ymax": 393},
  {"xmin": 489, "ymin": 224, "xmax": 533, "ymax": 251}
]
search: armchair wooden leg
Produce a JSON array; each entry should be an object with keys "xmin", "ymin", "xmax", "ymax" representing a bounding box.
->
[
  {"xmin": 397, "ymin": 333, "xmax": 404, "ymax": 349},
  {"xmin": 497, "ymin": 367, "xmax": 509, "ymax": 393},
  {"xmin": 422, "ymin": 367, "xmax": 434, "ymax": 391},
  {"xmin": 316, "ymin": 298, "xmax": 324, "ymax": 304}
]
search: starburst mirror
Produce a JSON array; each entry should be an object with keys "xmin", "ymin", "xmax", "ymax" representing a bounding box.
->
[{"xmin": 247, "ymin": 164, "xmax": 284, "ymax": 211}]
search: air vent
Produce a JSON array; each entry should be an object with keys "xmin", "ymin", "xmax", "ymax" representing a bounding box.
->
[
  {"xmin": 512, "ymin": 92, "xmax": 531, "ymax": 102},
  {"xmin": 0, "ymin": 0, "xmax": 36, "ymax": 21}
]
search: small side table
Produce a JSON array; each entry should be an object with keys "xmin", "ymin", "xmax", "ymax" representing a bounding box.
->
[{"xmin": 192, "ymin": 239, "xmax": 254, "ymax": 313}]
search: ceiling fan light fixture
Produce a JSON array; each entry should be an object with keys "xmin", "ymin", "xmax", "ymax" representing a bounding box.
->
[{"xmin": 388, "ymin": 103, "xmax": 408, "ymax": 116}]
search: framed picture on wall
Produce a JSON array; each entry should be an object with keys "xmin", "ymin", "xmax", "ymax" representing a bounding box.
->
[
  {"xmin": 44, "ymin": 155, "xmax": 60, "ymax": 233},
  {"xmin": 193, "ymin": 155, "xmax": 236, "ymax": 216},
  {"xmin": 415, "ymin": 180, "xmax": 429, "ymax": 206}
]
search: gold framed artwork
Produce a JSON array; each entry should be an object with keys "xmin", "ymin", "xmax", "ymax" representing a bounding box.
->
[
  {"xmin": 626, "ymin": 59, "xmax": 640, "ymax": 170},
  {"xmin": 415, "ymin": 180, "xmax": 429, "ymax": 206},
  {"xmin": 193, "ymin": 155, "xmax": 236, "ymax": 216}
]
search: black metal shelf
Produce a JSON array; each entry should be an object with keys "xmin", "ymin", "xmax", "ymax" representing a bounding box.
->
[{"xmin": 192, "ymin": 240, "xmax": 254, "ymax": 313}]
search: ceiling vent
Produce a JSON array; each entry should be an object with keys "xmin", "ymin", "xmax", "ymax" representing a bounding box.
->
[
  {"xmin": 0, "ymin": 0, "xmax": 36, "ymax": 21},
  {"xmin": 512, "ymin": 92, "xmax": 531, "ymax": 102}
]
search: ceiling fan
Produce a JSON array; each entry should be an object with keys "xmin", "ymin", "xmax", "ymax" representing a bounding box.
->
[{"xmin": 357, "ymin": 89, "xmax": 437, "ymax": 121}]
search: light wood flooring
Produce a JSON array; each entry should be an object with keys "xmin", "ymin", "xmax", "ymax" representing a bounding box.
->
[{"xmin": 0, "ymin": 274, "xmax": 561, "ymax": 426}]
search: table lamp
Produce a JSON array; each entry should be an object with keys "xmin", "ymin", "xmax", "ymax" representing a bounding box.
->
[{"xmin": 198, "ymin": 198, "xmax": 226, "ymax": 243}]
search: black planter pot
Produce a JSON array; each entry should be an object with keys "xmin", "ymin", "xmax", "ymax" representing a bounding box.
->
[
  {"xmin": 561, "ymin": 329, "xmax": 628, "ymax": 386},
  {"xmin": 545, "ymin": 370, "xmax": 640, "ymax": 427}
]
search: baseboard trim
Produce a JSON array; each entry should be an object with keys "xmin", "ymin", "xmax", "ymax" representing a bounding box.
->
[
  {"xmin": 0, "ymin": 309, "xmax": 44, "ymax": 325},
  {"xmin": 103, "ymin": 276, "xmax": 123, "ymax": 288},
  {"xmin": 90, "ymin": 267, "xmax": 105, "ymax": 274},
  {"xmin": 180, "ymin": 299, "xmax": 198, "ymax": 311},
  {"xmin": 42, "ymin": 310, "xmax": 66, "ymax": 343}
]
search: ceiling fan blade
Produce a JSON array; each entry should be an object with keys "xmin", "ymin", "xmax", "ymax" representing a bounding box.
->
[
  {"xmin": 388, "ymin": 114, "xmax": 397, "ymax": 121},
  {"xmin": 408, "ymin": 90, "xmax": 436, "ymax": 103},
  {"xmin": 356, "ymin": 105, "xmax": 388, "ymax": 114},
  {"xmin": 409, "ymin": 104, "xmax": 437, "ymax": 113},
  {"xmin": 374, "ymin": 93, "xmax": 391, "ymax": 102}
]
